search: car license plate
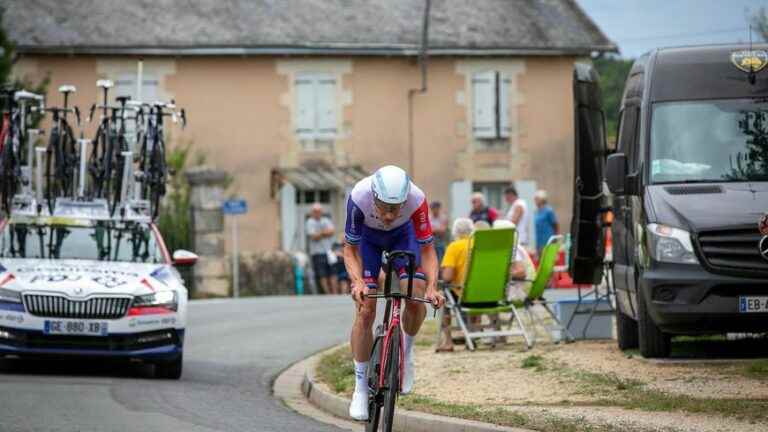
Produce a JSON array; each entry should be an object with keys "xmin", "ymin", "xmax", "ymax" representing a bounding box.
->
[
  {"xmin": 44, "ymin": 320, "xmax": 108, "ymax": 336},
  {"xmin": 739, "ymin": 296, "xmax": 768, "ymax": 313}
]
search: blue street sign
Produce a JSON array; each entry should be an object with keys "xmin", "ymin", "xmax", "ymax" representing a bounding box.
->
[{"xmin": 223, "ymin": 199, "xmax": 248, "ymax": 215}]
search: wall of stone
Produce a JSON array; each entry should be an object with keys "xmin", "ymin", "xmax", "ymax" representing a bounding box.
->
[{"xmin": 237, "ymin": 251, "xmax": 298, "ymax": 296}]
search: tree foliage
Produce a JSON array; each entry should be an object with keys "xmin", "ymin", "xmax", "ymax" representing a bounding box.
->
[
  {"xmin": 0, "ymin": 7, "xmax": 49, "ymax": 112},
  {"xmin": 593, "ymin": 56, "xmax": 634, "ymax": 144},
  {"xmin": 751, "ymin": 7, "xmax": 768, "ymax": 42}
]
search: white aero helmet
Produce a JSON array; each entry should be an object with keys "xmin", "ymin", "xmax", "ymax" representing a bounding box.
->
[{"xmin": 372, "ymin": 165, "xmax": 411, "ymax": 205}]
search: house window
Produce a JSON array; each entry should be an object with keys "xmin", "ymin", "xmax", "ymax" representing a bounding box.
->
[
  {"xmin": 472, "ymin": 182, "xmax": 510, "ymax": 212},
  {"xmin": 295, "ymin": 189, "xmax": 332, "ymax": 204},
  {"xmin": 472, "ymin": 71, "xmax": 510, "ymax": 140},
  {"xmin": 295, "ymin": 72, "xmax": 338, "ymax": 146},
  {"xmin": 113, "ymin": 72, "xmax": 159, "ymax": 143}
]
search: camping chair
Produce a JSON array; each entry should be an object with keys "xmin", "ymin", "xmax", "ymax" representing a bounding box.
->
[
  {"xmin": 440, "ymin": 227, "xmax": 532, "ymax": 351},
  {"xmin": 514, "ymin": 235, "xmax": 575, "ymax": 344}
]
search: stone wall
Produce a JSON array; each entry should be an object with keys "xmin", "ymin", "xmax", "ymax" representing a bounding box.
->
[{"xmin": 238, "ymin": 251, "xmax": 297, "ymax": 296}]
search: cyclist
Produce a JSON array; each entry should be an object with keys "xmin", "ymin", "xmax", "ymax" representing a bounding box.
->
[{"xmin": 344, "ymin": 165, "xmax": 445, "ymax": 421}]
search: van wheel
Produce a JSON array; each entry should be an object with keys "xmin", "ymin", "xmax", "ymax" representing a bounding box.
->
[
  {"xmin": 155, "ymin": 354, "xmax": 183, "ymax": 380},
  {"xmin": 638, "ymin": 293, "xmax": 670, "ymax": 358},
  {"xmin": 615, "ymin": 304, "xmax": 639, "ymax": 350}
]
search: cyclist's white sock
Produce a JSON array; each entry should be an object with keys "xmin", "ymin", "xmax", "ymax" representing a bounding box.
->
[
  {"xmin": 404, "ymin": 333, "xmax": 415, "ymax": 363},
  {"xmin": 354, "ymin": 360, "xmax": 369, "ymax": 393}
]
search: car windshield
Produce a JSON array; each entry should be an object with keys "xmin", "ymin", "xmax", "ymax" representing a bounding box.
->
[
  {"xmin": 0, "ymin": 220, "xmax": 164, "ymax": 263},
  {"xmin": 650, "ymin": 98, "xmax": 768, "ymax": 184}
]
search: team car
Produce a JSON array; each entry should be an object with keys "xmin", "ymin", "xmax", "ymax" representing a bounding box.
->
[{"xmin": 0, "ymin": 200, "xmax": 197, "ymax": 379}]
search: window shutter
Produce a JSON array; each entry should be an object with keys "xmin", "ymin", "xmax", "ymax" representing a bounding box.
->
[
  {"xmin": 139, "ymin": 76, "xmax": 158, "ymax": 103},
  {"xmin": 472, "ymin": 71, "xmax": 498, "ymax": 139},
  {"xmin": 295, "ymin": 75, "xmax": 317, "ymax": 139},
  {"xmin": 316, "ymin": 75, "xmax": 337, "ymax": 139},
  {"xmin": 114, "ymin": 73, "xmax": 135, "ymax": 102},
  {"xmin": 499, "ymin": 75, "xmax": 511, "ymax": 138}
]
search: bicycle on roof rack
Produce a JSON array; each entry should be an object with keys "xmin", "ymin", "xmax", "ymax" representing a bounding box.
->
[
  {"xmin": 364, "ymin": 250, "xmax": 435, "ymax": 432},
  {"xmin": 0, "ymin": 86, "xmax": 45, "ymax": 215},
  {"xmin": 134, "ymin": 100, "xmax": 186, "ymax": 220},
  {"xmin": 42, "ymin": 85, "xmax": 81, "ymax": 214},
  {"xmin": 87, "ymin": 80, "xmax": 148, "ymax": 216}
]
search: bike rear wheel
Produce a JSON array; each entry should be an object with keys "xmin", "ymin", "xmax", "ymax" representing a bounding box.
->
[{"xmin": 380, "ymin": 326, "xmax": 400, "ymax": 432}]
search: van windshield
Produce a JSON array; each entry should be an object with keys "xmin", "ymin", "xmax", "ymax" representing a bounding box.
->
[{"xmin": 650, "ymin": 99, "xmax": 768, "ymax": 183}]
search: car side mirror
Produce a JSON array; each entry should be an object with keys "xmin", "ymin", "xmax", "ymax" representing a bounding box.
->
[
  {"xmin": 173, "ymin": 250, "xmax": 198, "ymax": 267},
  {"xmin": 606, "ymin": 153, "xmax": 627, "ymax": 195}
]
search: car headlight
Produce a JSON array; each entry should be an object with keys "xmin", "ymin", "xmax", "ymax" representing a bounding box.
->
[
  {"xmin": 0, "ymin": 287, "xmax": 21, "ymax": 303},
  {"xmin": 647, "ymin": 224, "xmax": 699, "ymax": 264},
  {"xmin": 132, "ymin": 291, "xmax": 178, "ymax": 311}
]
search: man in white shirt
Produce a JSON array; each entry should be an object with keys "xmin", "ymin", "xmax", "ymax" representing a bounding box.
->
[
  {"xmin": 306, "ymin": 203, "xmax": 338, "ymax": 294},
  {"xmin": 504, "ymin": 186, "xmax": 530, "ymax": 247}
]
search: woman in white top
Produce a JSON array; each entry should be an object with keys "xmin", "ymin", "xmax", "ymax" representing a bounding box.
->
[{"xmin": 504, "ymin": 186, "xmax": 530, "ymax": 247}]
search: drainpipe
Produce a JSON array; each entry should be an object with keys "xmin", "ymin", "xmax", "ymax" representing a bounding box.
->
[{"xmin": 407, "ymin": 0, "xmax": 431, "ymax": 178}]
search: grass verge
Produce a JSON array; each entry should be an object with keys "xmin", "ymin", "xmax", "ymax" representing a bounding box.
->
[
  {"xmin": 316, "ymin": 346, "xmax": 663, "ymax": 432},
  {"xmin": 552, "ymin": 361, "xmax": 768, "ymax": 423}
]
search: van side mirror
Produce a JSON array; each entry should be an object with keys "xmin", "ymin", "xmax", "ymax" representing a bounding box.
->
[{"xmin": 606, "ymin": 153, "xmax": 627, "ymax": 195}]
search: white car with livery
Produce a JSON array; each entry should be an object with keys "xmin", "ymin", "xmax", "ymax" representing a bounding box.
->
[{"xmin": 0, "ymin": 202, "xmax": 197, "ymax": 379}]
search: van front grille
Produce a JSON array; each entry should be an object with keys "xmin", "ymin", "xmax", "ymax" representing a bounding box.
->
[{"xmin": 696, "ymin": 228, "xmax": 768, "ymax": 277}]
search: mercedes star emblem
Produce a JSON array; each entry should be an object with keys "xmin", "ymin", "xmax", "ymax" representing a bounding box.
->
[
  {"xmin": 760, "ymin": 236, "xmax": 768, "ymax": 262},
  {"xmin": 74, "ymin": 287, "xmax": 83, "ymax": 295}
]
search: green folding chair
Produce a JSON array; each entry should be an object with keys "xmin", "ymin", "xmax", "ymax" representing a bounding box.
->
[
  {"xmin": 441, "ymin": 227, "xmax": 532, "ymax": 351},
  {"xmin": 513, "ymin": 235, "xmax": 575, "ymax": 344}
]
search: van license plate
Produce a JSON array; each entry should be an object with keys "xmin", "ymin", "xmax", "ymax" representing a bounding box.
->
[
  {"xmin": 739, "ymin": 297, "xmax": 768, "ymax": 313},
  {"xmin": 44, "ymin": 320, "xmax": 108, "ymax": 336}
]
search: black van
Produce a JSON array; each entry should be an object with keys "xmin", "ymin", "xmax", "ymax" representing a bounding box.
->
[{"xmin": 570, "ymin": 45, "xmax": 768, "ymax": 358}]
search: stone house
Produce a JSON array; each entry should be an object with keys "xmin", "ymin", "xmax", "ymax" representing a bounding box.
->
[{"xmin": 6, "ymin": 0, "xmax": 615, "ymax": 255}]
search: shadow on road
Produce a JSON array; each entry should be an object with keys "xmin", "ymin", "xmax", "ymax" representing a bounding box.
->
[
  {"xmin": 667, "ymin": 335, "xmax": 768, "ymax": 360},
  {"xmin": 0, "ymin": 356, "xmax": 157, "ymax": 379}
]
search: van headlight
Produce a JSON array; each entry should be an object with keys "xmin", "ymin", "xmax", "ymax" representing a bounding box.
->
[
  {"xmin": 647, "ymin": 224, "xmax": 699, "ymax": 264},
  {"xmin": 0, "ymin": 288, "xmax": 21, "ymax": 303},
  {"xmin": 131, "ymin": 291, "xmax": 178, "ymax": 311}
]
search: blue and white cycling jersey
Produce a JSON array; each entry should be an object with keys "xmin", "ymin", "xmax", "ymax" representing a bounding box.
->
[{"xmin": 344, "ymin": 175, "xmax": 433, "ymax": 288}]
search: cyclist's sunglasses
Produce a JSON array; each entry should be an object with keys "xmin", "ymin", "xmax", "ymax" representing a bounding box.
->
[{"xmin": 373, "ymin": 198, "xmax": 405, "ymax": 214}]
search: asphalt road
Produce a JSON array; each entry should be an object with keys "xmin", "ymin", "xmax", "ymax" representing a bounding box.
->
[{"xmin": 0, "ymin": 296, "xmax": 355, "ymax": 432}]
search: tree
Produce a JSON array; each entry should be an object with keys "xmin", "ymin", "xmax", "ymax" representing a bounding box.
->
[
  {"xmin": 593, "ymin": 56, "xmax": 634, "ymax": 144},
  {"xmin": 751, "ymin": 7, "xmax": 768, "ymax": 42},
  {"xmin": 0, "ymin": 7, "xmax": 49, "ymax": 109}
]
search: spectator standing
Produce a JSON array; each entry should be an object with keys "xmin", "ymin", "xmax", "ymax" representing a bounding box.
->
[
  {"xmin": 437, "ymin": 217, "xmax": 474, "ymax": 352},
  {"xmin": 331, "ymin": 242, "xmax": 350, "ymax": 294},
  {"xmin": 469, "ymin": 192, "xmax": 498, "ymax": 225},
  {"xmin": 533, "ymin": 190, "xmax": 560, "ymax": 255},
  {"xmin": 504, "ymin": 186, "xmax": 530, "ymax": 248},
  {"xmin": 306, "ymin": 203, "xmax": 338, "ymax": 295},
  {"xmin": 429, "ymin": 201, "xmax": 449, "ymax": 262}
]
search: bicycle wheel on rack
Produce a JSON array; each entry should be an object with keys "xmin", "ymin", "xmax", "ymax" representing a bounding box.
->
[
  {"xmin": 380, "ymin": 326, "xmax": 400, "ymax": 432},
  {"xmin": 366, "ymin": 333, "xmax": 384, "ymax": 432},
  {"xmin": 45, "ymin": 130, "xmax": 60, "ymax": 214},
  {"xmin": 109, "ymin": 152, "xmax": 124, "ymax": 216},
  {"xmin": 0, "ymin": 135, "xmax": 16, "ymax": 214},
  {"xmin": 148, "ymin": 141, "xmax": 166, "ymax": 220},
  {"xmin": 62, "ymin": 124, "xmax": 78, "ymax": 197}
]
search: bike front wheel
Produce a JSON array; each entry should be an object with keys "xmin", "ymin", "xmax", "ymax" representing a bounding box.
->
[{"xmin": 380, "ymin": 327, "xmax": 400, "ymax": 432}]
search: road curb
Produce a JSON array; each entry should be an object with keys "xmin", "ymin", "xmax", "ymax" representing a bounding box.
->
[{"xmin": 277, "ymin": 345, "xmax": 535, "ymax": 432}]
